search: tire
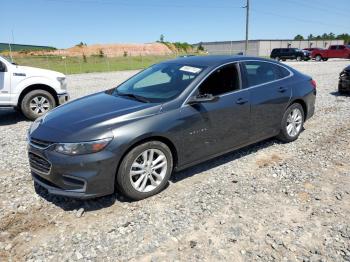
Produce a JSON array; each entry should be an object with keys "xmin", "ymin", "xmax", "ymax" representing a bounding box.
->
[
  {"xmin": 315, "ymin": 55, "xmax": 322, "ymax": 61},
  {"xmin": 296, "ymin": 56, "xmax": 302, "ymax": 61},
  {"xmin": 322, "ymin": 58, "xmax": 328, "ymax": 61},
  {"xmin": 274, "ymin": 57, "xmax": 280, "ymax": 61},
  {"xmin": 277, "ymin": 103, "xmax": 305, "ymax": 143},
  {"xmin": 21, "ymin": 90, "xmax": 56, "ymax": 121},
  {"xmin": 116, "ymin": 141, "xmax": 173, "ymax": 200}
]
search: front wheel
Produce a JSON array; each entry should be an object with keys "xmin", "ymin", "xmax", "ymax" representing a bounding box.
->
[
  {"xmin": 315, "ymin": 55, "xmax": 322, "ymax": 61},
  {"xmin": 116, "ymin": 141, "xmax": 173, "ymax": 200},
  {"xmin": 21, "ymin": 90, "xmax": 56, "ymax": 120},
  {"xmin": 277, "ymin": 103, "xmax": 304, "ymax": 143}
]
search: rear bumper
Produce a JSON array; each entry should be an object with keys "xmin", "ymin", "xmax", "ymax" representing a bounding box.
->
[{"xmin": 57, "ymin": 92, "xmax": 70, "ymax": 105}]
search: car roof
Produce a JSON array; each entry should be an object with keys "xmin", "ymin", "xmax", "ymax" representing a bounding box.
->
[{"xmin": 163, "ymin": 55, "xmax": 273, "ymax": 68}]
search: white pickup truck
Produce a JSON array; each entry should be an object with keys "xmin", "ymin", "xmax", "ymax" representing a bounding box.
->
[{"xmin": 0, "ymin": 56, "xmax": 69, "ymax": 120}]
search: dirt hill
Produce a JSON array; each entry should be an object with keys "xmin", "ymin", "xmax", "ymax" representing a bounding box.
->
[{"xmin": 27, "ymin": 43, "xmax": 174, "ymax": 57}]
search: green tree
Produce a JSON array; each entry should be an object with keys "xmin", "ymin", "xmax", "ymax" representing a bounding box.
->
[
  {"xmin": 159, "ymin": 34, "xmax": 165, "ymax": 43},
  {"xmin": 307, "ymin": 34, "xmax": 314, "ymax": 40},
  {"xmin": 294, "ymin": 34, "xmax": 304, "ymax": 40},
  {"xmin": 197, "ymin": 42, "xmax": 204, "ymax": 51}
]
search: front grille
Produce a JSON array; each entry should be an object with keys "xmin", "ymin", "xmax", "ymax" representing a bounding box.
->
[
  {"xmin": 30, "ymin": 138, "xmax": 53, "ymax": 149},
  {"xmin": 29, "ymin": 153, "xmax": 51, "ymax": 174}
]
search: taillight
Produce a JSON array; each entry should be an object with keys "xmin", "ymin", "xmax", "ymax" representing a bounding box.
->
[{"xmin": 311, "ymin": 79, "xmax": 317, "ymax": 89}]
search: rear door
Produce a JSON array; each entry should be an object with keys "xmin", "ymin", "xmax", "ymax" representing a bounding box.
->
[
  {"xmin": 0, "ymin": 60, "xmax": 11, "ymax": 105},
  {"xmin": 179, "ymin": 63, "xmax": 251, "ymax": 165},
  {"xmin": 241, "ymin": 61, "xmax": 293, "ymax": 141}
]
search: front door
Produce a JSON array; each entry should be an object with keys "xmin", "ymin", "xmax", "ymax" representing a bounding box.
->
[
  {"xmin": 0, "ymin": 60, "xmax": 11, "ymax": 105},
  {"xmin": 179, "ymin": 63, "xmax": 251, "ymax": 166}
]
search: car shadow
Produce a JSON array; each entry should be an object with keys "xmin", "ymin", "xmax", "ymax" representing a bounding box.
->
[
  {"xmin": 330, "ymin": 91, "xmax": 350, "ymax": 97},
  {"xmin": 0, "ymin": 109, "xmax": 29, "ymax": 125},
  {"xmin": 170, "ymin": 137, "xmax": 280, "ymax": 183},
  {"xmin": 34, "ymin": 182, "xmax": 121, "ymax": 212},
  {"xmin": 34, "ymin": 136, "xmax": 282, "ymax": 213}
]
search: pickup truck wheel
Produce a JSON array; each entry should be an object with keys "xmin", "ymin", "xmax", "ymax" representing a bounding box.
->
[
  {"xmin": 296, "ymin": 56, "xmax": 302, "ymax": 61},
  {"xmin": 274, "ymin": 57, "xmax": 280, "ymax": 61},
  {"xmin": 315, "ymin": 55, "xmax": 322, "ymax": 61},
  {"xmin": 21, "ymin": 90, "xmax": 56, "ymax": 120}
]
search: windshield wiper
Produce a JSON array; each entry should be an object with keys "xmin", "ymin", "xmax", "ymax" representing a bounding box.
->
[{"xmin": 116, "ymin": 91, "xmax": 150, "ymax": 103}]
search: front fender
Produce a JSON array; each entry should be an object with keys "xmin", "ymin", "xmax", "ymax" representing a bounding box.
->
[{"xmin": 11, "ymin": 76, "xmax": 60, "ymax": 105}]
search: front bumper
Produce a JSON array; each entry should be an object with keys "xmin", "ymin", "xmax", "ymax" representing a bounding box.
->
[
  {"xmin": 57, "ymin": 92, "xmax": 70, "ymax": 105},
  {"xmin": 28, "ymin": 141, "xmax": 120, "ymax": 199}
]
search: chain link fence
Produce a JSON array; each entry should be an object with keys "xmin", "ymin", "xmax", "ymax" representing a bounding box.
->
[{"xmin": 2, "ymin": 54, "xmax": 182, "ymax": 75}]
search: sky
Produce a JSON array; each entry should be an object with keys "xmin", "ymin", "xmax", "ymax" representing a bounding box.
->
[{"xmin": 1, "ymin": 0, "xmax": 349, "ymax": 48}]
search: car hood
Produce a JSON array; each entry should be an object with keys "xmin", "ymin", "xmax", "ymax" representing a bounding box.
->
[
  {"xmin": 30, "ymin": 92, "xmax": 162, "ymax": 142},
  {"xmin": 15, "ymin": 65, "xmax": 65, "ymax": 78}
]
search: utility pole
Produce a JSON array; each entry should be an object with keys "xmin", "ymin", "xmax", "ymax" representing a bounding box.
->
[{"xmin": 244, "ymin": 0, "xmax": 250, "ymax": 55}]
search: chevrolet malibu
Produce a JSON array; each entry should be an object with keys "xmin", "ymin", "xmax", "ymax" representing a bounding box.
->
[{"xmin": 27, "ymin": 56, "xmax": 316, "ymax": 200}]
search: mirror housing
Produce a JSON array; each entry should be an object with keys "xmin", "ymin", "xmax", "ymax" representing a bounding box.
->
[
  {"xmin": 0, "ymin": 62, "xmax": 6, "ymax": 72},
  {"xmin": 187, "ymin": 93, "xmax": 219, "ymax": 105}
]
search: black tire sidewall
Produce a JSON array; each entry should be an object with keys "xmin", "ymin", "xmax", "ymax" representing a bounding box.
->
[
  {"xmin": 278, "ymin": 103, "xmax": 304, "ymax": 143},
  {"xmin": 21, "ymin": 90, "xmax": 56, "ymax": 120},
  {"xmin": 116, "ymin": 141, "xmax": 173, "ymax": 201}
]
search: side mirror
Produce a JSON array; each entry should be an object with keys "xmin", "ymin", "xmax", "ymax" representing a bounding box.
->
[
  {"xmin": 0, "ymin": 63, "xmax": 6, "ymax": 72},
  {"xmin": 187, "ymin": 93, "xmax": 219, "ymax": 105}
]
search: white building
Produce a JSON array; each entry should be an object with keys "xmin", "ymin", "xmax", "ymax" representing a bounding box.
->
[{"xmin": 194, "ymin": 39, "xmax": 345, "ymax": 57}]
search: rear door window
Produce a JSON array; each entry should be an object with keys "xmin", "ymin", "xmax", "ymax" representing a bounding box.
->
[{"xmin": 242, "ymin": 61, "xmax": 290, "ymax": 87}]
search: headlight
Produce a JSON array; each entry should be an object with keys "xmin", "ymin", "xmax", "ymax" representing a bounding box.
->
[
  {"xmin": 57, "ymin": 77, "xmax": 67, "ymax": 90},
  {"xmin": 54, "ymin": 138, "xmax": 112, "ymax": 155}
]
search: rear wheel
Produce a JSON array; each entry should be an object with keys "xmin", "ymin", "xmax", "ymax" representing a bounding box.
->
[
  {"xmin": 21, "ymin": 90, "xmax": 56, "ymax": 120},
  {"xmin": 274, "ymin": 57, "xmax": 280, "ymax": 61},
  {"xmin": 296, "ymin": 56, "xmax": 302, "ymax": 61},
  {"xmin": 116, "ymin": 141, "xmax": 173, "ymax": 200},
  {"xmin": 277, "ymin": 103, "xmax": 304, "ymax": 143}
]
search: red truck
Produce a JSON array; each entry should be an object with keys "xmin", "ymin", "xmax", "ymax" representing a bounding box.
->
[{"xmin": 311, "ymin": 45, "xmax": 350, "ymax": 61}]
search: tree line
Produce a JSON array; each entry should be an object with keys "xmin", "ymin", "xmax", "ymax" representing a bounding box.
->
[{"xmin": 294, "ymin": 33, "xmax": 350, "ymax": 44}]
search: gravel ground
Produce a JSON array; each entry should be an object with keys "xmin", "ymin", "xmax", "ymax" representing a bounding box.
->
[{"xmin": 0, "ymin": 60, "xmax": 350, "ymax": 261}]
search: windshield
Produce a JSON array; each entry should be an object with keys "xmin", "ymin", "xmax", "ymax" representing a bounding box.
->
[{"xmin": 112, "ymin": 63, "xmax": 206, "ymax": 103}]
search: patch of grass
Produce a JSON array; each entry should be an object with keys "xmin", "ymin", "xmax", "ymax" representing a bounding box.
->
[{"xmin": 12, "ymin": 55, "xmax": 180, "ymax": 75}]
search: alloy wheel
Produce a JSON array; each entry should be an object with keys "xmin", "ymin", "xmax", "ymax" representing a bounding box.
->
[
  {"xmin": 30, "ymin": 96, "xmax": 51, "ymax": 115},
  {"xmin": 286, "ymin": 108, "xmax": 303, "ymax": 137},
  {"xmin": 129, "ymin": 149, "xmax": 168, "ymax": 193}
]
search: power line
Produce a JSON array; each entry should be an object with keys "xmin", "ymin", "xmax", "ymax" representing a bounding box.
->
[
  {"xmin": 42, "ymin": 0, "xmax": 243, "ymax": 9},
  {"xmin": 283, "ymin": 0, "xmax": 350, "ymax": 17},
  {"xmin": 251, "ymin": 8, "xmax": 349, "ymax": 30}
]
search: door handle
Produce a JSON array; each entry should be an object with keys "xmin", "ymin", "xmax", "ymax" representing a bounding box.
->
[
  {"xmin": 278, "ymin": 87, "xmax": 287, "ymax": 93},
  {"xmin": 236, "ymin": 98, "xmax": 248, "ymax": 105}
]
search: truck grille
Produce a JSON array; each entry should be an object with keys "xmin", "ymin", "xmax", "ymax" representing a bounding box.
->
[
  {"xmin": 29, "ymin": 153, "xmax": 51, "ymax": 174},
  {"xmin": 30, "ymin": 138, "xmax": 53, "ymax": 149}
]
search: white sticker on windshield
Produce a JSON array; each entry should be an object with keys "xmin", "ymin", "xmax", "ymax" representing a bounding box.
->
[{"xmin": 180, "ymin": 66, "xmax": 202, "ymax": 74}]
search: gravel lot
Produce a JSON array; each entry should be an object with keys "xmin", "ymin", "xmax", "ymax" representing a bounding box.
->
[{"xmin": 0, "ymin": 60, "xmax": 350, "ymax": 261}]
